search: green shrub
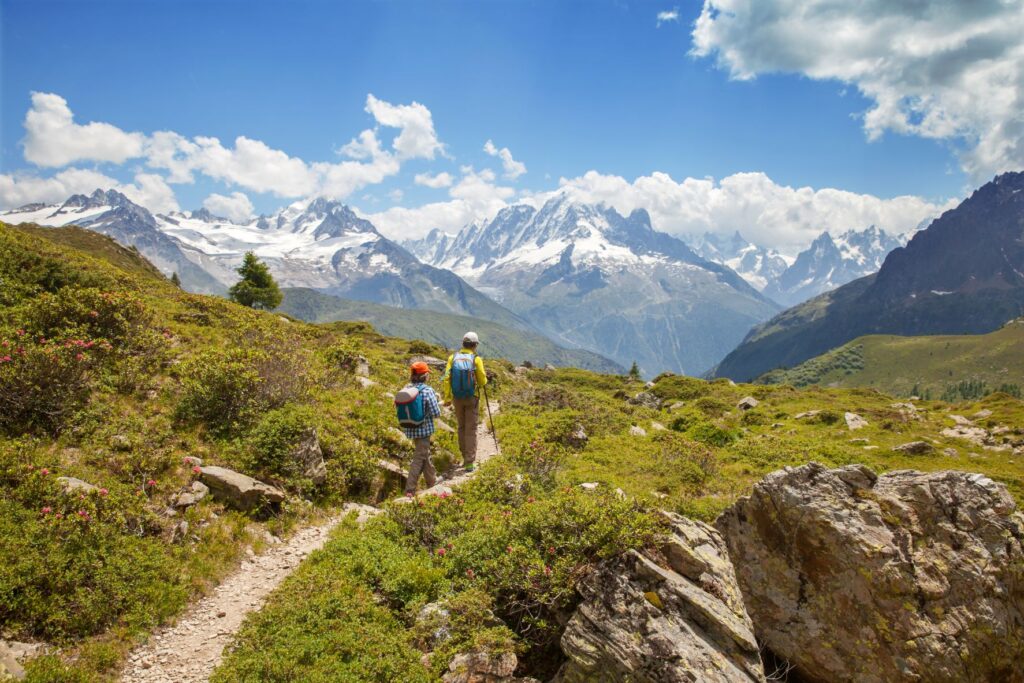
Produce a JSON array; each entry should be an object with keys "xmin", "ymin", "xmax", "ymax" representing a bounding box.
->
[
  {"xmin": 651, "ymin": 375, "xmax": 708, "ymax": 401},
  {"xmin": 669, "ymin": 409, "xmax": 702, "ymax": 433},
  {"xmin": 407, "ymin": 339, "xmax": 435, "ymax": 355},
  {"xmin": 176, "ymin": 346, "xmax": 308, "ymax": 433},
  {"xmin": 693, "ymin": 396, "xmax": 730, "ymax": 417},
  {"xmin": 245, "ymin": 405, "xmax": 318, "ymax": 483},
  {"xmin": 811, "ymin": 409, "xmax": 841, "ymax": 425},
  {"xmin": 687, "ymin": 422, "xmax": 735, "ymax": 447}
]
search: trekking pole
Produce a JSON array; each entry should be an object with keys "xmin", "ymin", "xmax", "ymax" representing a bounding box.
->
[{"xmin": 482, "ymin": 384, "xmax": 499, "ymax": 452}]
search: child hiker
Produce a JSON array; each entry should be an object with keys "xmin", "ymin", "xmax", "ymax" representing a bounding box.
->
[{"xmin": 394, "ymin": 361, "xmax": 442, "ymax": 496}]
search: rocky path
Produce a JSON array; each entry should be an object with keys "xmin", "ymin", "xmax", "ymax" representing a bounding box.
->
[
  {"xmin": 120, "ymin": 518, "xmax": 340, "ymax": 683},
  {"xmin": 119, "ymin": 403, "xmax": 501, "ymax": 683}
]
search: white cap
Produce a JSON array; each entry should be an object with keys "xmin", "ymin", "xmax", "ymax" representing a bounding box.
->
[{"xmin": 462, "ymin": 331, "xmax": 479, "ymax": 344}]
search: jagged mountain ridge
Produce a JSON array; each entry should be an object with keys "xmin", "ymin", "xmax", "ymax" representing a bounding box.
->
[
  {"xmin": 714, "ymin": 171, "xmax": 1024, "ymax": 381},
  {"xmin": 412, "ymin": 195, "xmax": 780, "ymax": 375},
  {"xmin": 691, "ymin": 231, "xmax": 791, "ymax": 292},
  {"xmin": 1, "ymin": 190, "xmax": 535, "ymax": 334}
]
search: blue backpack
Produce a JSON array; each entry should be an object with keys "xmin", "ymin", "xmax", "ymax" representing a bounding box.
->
[
  {"xmin": 450, "ymin": 352, "xmax": 477, "ymax": 399},
  {"xmin": 395, "ymin": 385, "xmax": 426, "ymax": 428}
]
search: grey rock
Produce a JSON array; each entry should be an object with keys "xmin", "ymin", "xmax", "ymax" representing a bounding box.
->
[
  {"xmin": 410, "ymin": 355, "xmax": 447, "ymax": 371},
  {"xmin": 716, "ymin": 463, "xmax": 1024, "ymax": 683},
  {"xmin": 844, "ymin": 411, "xmax": 868, "ymax": 430},
  {"xmin": 794, "ymin": 410, "xmax": 821, "ymax": 419},
  {"xmin": 342, "ymin": 502, "xmax": 382, "ymax": 527},
  {"xmin": 628, "ymin": 391, "xmax": 662, "ymax": 410},
  {"xmin": 737, "ymin": 396, "xmax": 759, "ymax": 411},
  {"xmin": 356, "ymin": 376, "xmax": 378, "ymax": 389},
  {"xmin": 629, "ymin": 425, "xmax": 647, "ymax": 437},
  {"xmin": 893, "ymin": 440, "xmax": 934, "ymax": 455},
  {"xmin": 544, "ymin": 363, "xmax": 556, "ymax": 371},
  {"xmin": 556, "ymin": 512, "xmax": 764, "ymax": 682},
  {"xmin": 443, "ymin": 651, "xmax": 538, "ymax": 683},
  {"xmin": 174, "ymin": 481, "xmax": 209, "ymax": 508},
  {"xmin": 0, "ymin": 640, "xmax": 42, "ymax": 681},
  {"xmin": 513, "ymin": 365, "xmax": 530, "ymax": 376},
  {"xmin": 291, "ymin": 429, "xmax": 327, "ymax": 485},
  {"xmin": 198, "ymin": 466, "xmax": 285, "ymax": 512},
  {"xmin": 354, "ymin": 355, "xmax": 371, "ymax": 377},
  {"xmin": 57, "ymin": 476, "xmax": 97, "ymax": 495}
]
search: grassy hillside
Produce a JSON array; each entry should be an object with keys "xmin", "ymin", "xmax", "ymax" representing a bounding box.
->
[
  {"xmin": 759, "ymin": 320, "xmax": 1024, "ymax": 399},
  {"xmin": 279, "ymin": 287, "xmax": 623, "ymax": 373},
  {"xmin": 4, "ymin": 220, "xmax": 1023, "ymax": 682}
]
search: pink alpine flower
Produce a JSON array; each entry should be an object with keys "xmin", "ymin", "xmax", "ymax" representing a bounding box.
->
[
  {"xmin": 99, "ymin": 488, "xmax": 108, "ymax": 497},
  {"xmin": 146, "ymin": 479, "xmax": 157, "ymax": 488},
  {"xmin": 192, "ymin": 466, "xmax": 202, "ymax": 475},
  {"xmin": 77, "ymin": 510, "xmax": 90, "ymax": 521},
  {"xmin": 544, "ymin": 565, "xmax": 552, "ymax": 576},
  {"xmin": 41, "ymin": 506, "xmax": 52, "ymax": 515},
  {"xmin": 466, "ymin": 568, "xmax": 475, "ymax": 579},
  {"xmin": 40, "ymin": 468, "xmax": 49, "ymax": 476},
  {"xmin": 436, "ymin": 548, "xmax": 446, "ymax": 557}
]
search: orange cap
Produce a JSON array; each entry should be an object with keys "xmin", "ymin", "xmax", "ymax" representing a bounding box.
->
[{"xmin": 410, "ymin": 361, "xmax": 431, "ymax": 375}]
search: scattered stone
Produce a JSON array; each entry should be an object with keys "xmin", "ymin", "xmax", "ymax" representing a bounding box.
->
[
  {"xmin": 410, "ymin": 355, "xmax": 447, "ymax": 371},
  {"xmin": 513, "ymin": 365, "xmax": 530, "ymax": 376},
  {"xmin": 290, "ymin": 429, "xmax": 327, "ymax": 486},
  {"xmin": 890, "ymin": 402, "xmax": 922, "ymax": 420},
  {"xmin": 556, "ymin": 512, "xmax": 765, "ymax": 682},
  {"xmin": 567, "ymin": 424, "xmax": 588, "ymax": 449},
  {"xmin": 844, "ymin": 411, "xmax": 868, "ymax": 430},
  {"xmin": 644, "ymin": 381, "xmax": 656, "ymax": 389},
  {"xmin": 56, "ymin": 476, "xmax": 97, "ymax": 495},
  {"xmin": 388, "ymin": 427, "xmax": 413, "ymax": 446},
  {"xmin": 628, "ymin": 391, "xmax": 662, "ymax": 410},
  {"xmin": 650, "ymin": 421, "xmax": 667, "ymax": 431},
  {"xmin": 862, "ymin": 445, "xmax": 878, "ymax": 450},
  {"xmin": 943, "ymin": 447, "xmax": 959, "ymax": 457},
  {"xmin": 183, "ymin": 455, "xmax": 203, "ymax": 467},
  {"xmin": 580, "ymin": 482, "xmax": 600, "ymax": 491},
  {"xmin": 353, "ymin": 355, "xmax": 371, "ymax": 377},
  {"xmin": 356, "ymin": 376, "xmax": 378, "ymax": 389},
  {"xmin": 941, "ymin": 425, "xmax": 989, "ymax": 445},
  {"xmin": 629, "ymin": 425, "xmax": 647, "ymax": 437},
  {"xmin": 794, "ymin": 410, "xmax": 821, "ymax": 419},
  {"xmin": 668, "ymin": 401, "xmax": 687, "ymax": 412},
  {"xmin": 893, "ymin": 440, "xmax": 934, "ymax": 455},
  {"xmin": 340, "ymin": 503, "xmax": 381, "ymax": 529},
  {"xmin": 443, "ymin": 651, "xmax": 537, "ymax": 683},
  {"xmin": 950, "ymin": 414, "xmax": 973, "ymax": 426},
  {"xmin": 170, "ymin": 520, "xmax": 189, "ymax": 543},
  {"xmin": 217, "ymin": 611, "xmax": 226, "ymax": 618},
  {"xmin": 737, "ymin": 396, "xmax": 759, "ymax": 411},
  {"xmin": 974, "ymin": 409, "xmax": 994, "ymax": 419},
  {"xmin": 198, "ymin": 466, "xmax": 285, "ymax": 513},
  {"xmin": 544, "ymin": 363, "xmax": 556, "ymax": 371},
  {"xmin": 174, "ymin": 481, "xmax": 209, "ymax": 508},
  {"xmin": 109, "ymin": 433, "xmax": 133, "ymax": 451},
  {"xmin": 0, "ymin": 641, "xmax": 42, "ymax": 681},
  {"xmin": 717, "ymin": 463, "xmax": 1024, "ymax": 683},
  {"xmin": 849, "ymin": 438, "xmax": 870, "ymax": 444},
  {"xmin": 376, "ymin": 459, "xmax": 408, "ymax": 478}
]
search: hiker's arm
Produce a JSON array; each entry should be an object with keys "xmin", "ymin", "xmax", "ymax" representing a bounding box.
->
[
  {"xmin": 426, "ymin": 390, "xmax": 441, "ymax": 418},
  {"xmin": 441, "ymin": 355, "xmax": 453, "ymax": 402},
  {"xmin": 475, "ymin": 356, "xmax": 488, "ymax": 388}
]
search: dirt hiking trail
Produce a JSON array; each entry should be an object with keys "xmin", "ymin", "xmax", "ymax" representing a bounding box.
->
[{"xmin": 119, "ymin": 404, "xmax": 499, "ymax": 682}]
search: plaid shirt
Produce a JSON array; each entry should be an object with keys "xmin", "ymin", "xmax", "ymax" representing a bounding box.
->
[{"xmin": 402, "ymin": 383, "xmax": 442, "ymax": 440}]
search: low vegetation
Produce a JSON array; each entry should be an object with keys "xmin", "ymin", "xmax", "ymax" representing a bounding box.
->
[{"xmin": 3, "ymin": 220, "xmax": 1022, "ymax": 681}]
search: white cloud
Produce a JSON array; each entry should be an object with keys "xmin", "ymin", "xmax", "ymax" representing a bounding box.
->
[
  {"xmin": 367, "ymin": 166, "xmax": 514, "ymax": 240},
  {"xmin": 0, "ymin": 168, "xmax": 179, "ymax": 214},
  {"xmin": 388, "ymin": 189, "xmax": 404, "ymax": 202},
  {"xmin": 18, "ymin": 92, "xmax": 444, "ymax": 203},
  {"xmin": 203, "ymin": 191, "xmax": 254, "ymax": 223},
  {"xmin": 657, "ymin": 8, "xmax": 680, "ymax": 27},
  {"xmin": 538, "ymin": 170, "xmax": 956, "ymax": 254},
  {"xmin": 365, "ymin": 94, "xmax": 444, "ymax": 160},
  {"xmin": 414, "ymin": 171, "xmax": 454, "ymax": 188},
  {"xmin": 23, "ymin": 92, "xmax": 146, "ymax": 167},
  {"xmin": 483, "ymin": 139, "xmax": 527, "ymax": 179},
  {"xmin": 690, "ymin": 0, "xmax": 1024, "ymax": 181}
]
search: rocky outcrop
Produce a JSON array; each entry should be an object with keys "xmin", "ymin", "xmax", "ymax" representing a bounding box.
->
[
  {"xmin": 57, "ymin": 476, "xmax": 97, "ymax": 494},
  {"xmin": 844, "ymin": 412, "xmax": 867, "ymax": 430},
  {"xmin": 290, "ymin": 429, "xmax": 327, "ymax": 485},
  {"xmin": 198, "ymin": 466, "xmax": 285, "ymax": 512},
  {"xmin": 442, "ymin": 651, "xmax": 539, "ymax": 683},
  {"xmin": 0, "ymin": 640, "xmax": 42, "ymax": 681},
  {"xmin": 716, "ymin": 463, "xmax": 1024, "ymax": 683},
  {"xmin": 174, "ymin": 481, "xmax": 209, "ymax": 508},
  {"xmin": 737, "ymin": 397, "xmax": 759, "ymax": 411},
  {"xmin": 628, "ymin": 392, "xmax": 662, "ymax": 410},
  {"xmin": 892, "ymin": 440, "xmax": 933, "ymax": 455},
  {"xmin": 555, "ymin": 512, "xmax": 765, "ymax": 682}
]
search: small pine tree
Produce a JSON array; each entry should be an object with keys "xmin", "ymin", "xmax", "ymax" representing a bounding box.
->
[
  {"xmin": 628, "ymin": 360, "xmax": 641, "ymax": 381},
  {"xmin": 229, "ymin": 252, "xmax": 282, "ymax": 310},
  {"xmin": 170, "ymin": 271, "xmax": 181, "ymax": 288}
]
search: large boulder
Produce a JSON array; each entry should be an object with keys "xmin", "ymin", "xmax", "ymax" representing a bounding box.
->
[
  {"xmin": 442, "ymin": 651, "xmax": 538, "ymax": 683},
  {"xmin": 290, "ymin": 429, "xmax": 327, "ymax": 485},
  {"xmin": 716, "ymin": 463, "xmax": 1024, "ymax": 683},
  {"xmin": 555, "ymin": 512, "xmax": 765, "ymax": 682},
  {"xmin": 199, "ymin": 466, "xmax": 285, "ymax": 512}
]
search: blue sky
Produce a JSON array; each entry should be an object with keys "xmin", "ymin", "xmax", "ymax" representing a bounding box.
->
[{"xmin": 1, "ymin": 0, "xmax": 1019, "ymax": 250}]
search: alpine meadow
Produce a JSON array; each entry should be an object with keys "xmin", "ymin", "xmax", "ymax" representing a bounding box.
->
[{"xmin": 1, "ymin": 1, "xmax": 1023, "ymax": 682}]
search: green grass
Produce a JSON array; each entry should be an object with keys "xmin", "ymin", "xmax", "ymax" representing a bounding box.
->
[{"xmin": 760, "ymin": 321, "xmax": 1024, "ymax": 398}]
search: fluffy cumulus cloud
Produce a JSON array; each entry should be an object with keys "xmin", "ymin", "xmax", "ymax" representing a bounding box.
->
[
  {"xmin": 4, "ymin": 92, "xmax": 445, "ymax": 211},
  {"xmin": 22, "ymin": 92, "xmax": 146, "ymax": 167},
  {"xmin": 202, "ymin": 191, "xmax": 254, "ymax": 223},
  {"xmin": 367, "ymin": 166, "xmax": 515, "ymax": 240},
  {"xmin": 657, "ymin": 8, "xmax": 680, "ymax": 27},
  {"xmin": 691, "ymin": 0, "xmax": 1024, "ymax": 181},
  {"xmin": 0, "ymin": 168, "xmax": 178, "ymax": 214},
  {"xmin": 414, "ymin": 171, "xmax": 454, "ymax": 188},
  {"xmin": 545, "ymin": 170, "xmax": 957, "ymax": 254},
  {"xmin": 483, "ymin": 140, "xmax": 527, "ymax": 179}
]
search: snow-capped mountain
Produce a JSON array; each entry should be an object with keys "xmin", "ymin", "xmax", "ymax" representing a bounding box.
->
[
  {"xmin": 763, "ymin": 226, "xmax": 906, "ymax": 307},
  {"xmin": 1, "ymin": 191, "xmax": 528, "ymax": 329},
  {"xmin": 412, "ymin": 195, "xmax": 780, "ymax": 375},
  {"xmin": 691, "ymin": 231, "xmax": 792, "ymax": 292}
]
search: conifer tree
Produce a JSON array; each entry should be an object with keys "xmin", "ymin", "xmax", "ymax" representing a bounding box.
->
[
  {"xmin": 170, "ymin": 272, "xmax": 181, "ymax": 288},
  {"xmin": 628, "ymin": 360, "xmax": 641, "ymax": 381},
  {"xmin": 229, "ymin": 251, "xmax": 282, "ymax": 310}
]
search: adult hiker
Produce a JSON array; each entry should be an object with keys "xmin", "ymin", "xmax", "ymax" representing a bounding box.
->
[
  {"xmin": 394, "ymin": 361, "xmax": 442, "ymax": 496},
  {"xmin": 443, "ymin": 331, "xmax": 488, "ymax": 471}
]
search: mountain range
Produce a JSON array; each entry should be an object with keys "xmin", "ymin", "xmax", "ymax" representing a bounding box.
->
[
  {"xmin": 693, "ymin": 226, "xmax": 906, "ymax": 307},
  {"xmin": 409, "ymin": 195, "xmax": 780, "ymax": 375},
  {"xmin": 713, "ymin": 171, "xmax": 1024, "ymax": 381}
]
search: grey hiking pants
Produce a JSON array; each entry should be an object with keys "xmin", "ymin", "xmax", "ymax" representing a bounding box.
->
[
  {"xmin": 452, "ymin": 396, "xmax": 479, "ymax": 466},
  {"xmin": 406, "ymin": 437, "xmax": 435, "ymax": 494}
]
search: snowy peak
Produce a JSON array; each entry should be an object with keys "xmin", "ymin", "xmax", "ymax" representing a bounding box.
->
[{"xmin": 693, "ymin": 231, "xmax": 790, "ymax": 292}]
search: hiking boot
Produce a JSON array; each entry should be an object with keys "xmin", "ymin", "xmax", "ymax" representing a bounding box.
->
[{"xmin": 464, "ymin": 464, "xmax": 476, "ymax": 472}]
